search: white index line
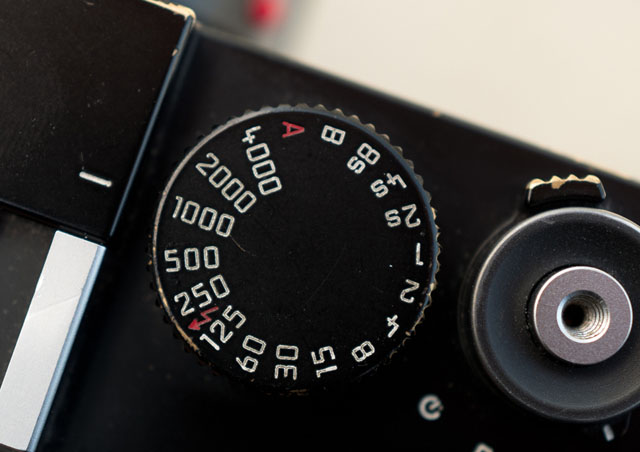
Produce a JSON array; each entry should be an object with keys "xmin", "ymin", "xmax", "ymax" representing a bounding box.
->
[
  {"xmin": 603, "ymin": 424, "xmax": 615, "ymax": 442},
  {"xmin": 79, "ymin": 171, "xmax": 112, "ymax": 188}
]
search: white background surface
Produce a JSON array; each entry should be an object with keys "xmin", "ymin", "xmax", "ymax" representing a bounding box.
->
[{"xmin": 273, "ymin": 0, "xmax": 640, "ymax": 180}]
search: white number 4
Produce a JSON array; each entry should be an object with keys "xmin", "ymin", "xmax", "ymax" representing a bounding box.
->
[{"xmin": 371, "ymin": 174, "xmax": 407, "ymax": 198}]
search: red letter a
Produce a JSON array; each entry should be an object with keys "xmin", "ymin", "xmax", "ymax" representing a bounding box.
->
[{"xmin": 282, "ymin": 121, "xmax": 305, "ymax": 138}]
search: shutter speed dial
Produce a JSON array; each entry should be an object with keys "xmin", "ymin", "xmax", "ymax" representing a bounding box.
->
[{"xmin": 152, "ymin": 106, "xmax": 438, "ymax": 392}]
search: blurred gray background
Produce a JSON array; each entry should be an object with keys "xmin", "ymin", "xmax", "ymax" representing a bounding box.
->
[{"xmin": 174, "ymin": 0, "xmax": 640, "ymax": 180}]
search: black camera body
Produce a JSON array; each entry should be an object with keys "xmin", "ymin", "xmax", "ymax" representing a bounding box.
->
[{"xmin": 2, "ymin": 2, "xmax": 640, "ymax": 451}]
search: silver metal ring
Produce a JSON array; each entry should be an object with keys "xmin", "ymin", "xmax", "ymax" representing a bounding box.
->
[{"xmin": 531, "ymin": 266, "xmax": 633, "ymax": 365}]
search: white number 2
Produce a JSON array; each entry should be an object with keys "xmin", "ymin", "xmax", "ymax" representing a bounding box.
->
[
  {"xmin": 400, "ymin": 279, "xmax": 420, "ymax": 303},
  {"xmin": 385, "ymin": 204, "xmax": 421, "ymax": 228}
]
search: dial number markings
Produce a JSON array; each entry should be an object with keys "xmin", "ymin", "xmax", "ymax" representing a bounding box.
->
[
  {"xmin": 199, "ymin": 306, "xmax": 246, "ymax": 351},
  {"xmin": 385, "ymin": 203, "xmax": 421, "ymax": 228},
  {"xmin": 245, "ymin": 142, "xmax": 283, "ymax": 196},
  {"xmin": 400, "ymin": 279, "xmax": 420, "ymax": 303},
  {"xmin": 164, "ymin": 246, "xmax": 220, "ymax": 273},
  {"xmin": 242, "ymin": 126, "xmax": 261, "ymax": 145},
  {"xmin": 172, "ymin": 275, "xmax": 230, "ymax": 317},
  {"xmin": 236, "ymin": 335, "xmax": 267, "ymax": 373},
  {"xmin": 351, "ymin": 341, "xmax": 376, "ymax": 363},
  {"xmin": 321, "ymin": 125, "xmax": 346, "ymax": 145},
  {"xmin": 194, "ymin": 152, "xmax": 257, "ymax": 213},
  {"xmin": 347, "ymin": 143, "xmax": 381, "ymax": 175},
  {"xmin": 415, "ymin": 243, "xmax": 425, "ymax": 266},
  {"xmin": 311, "ymin": 346, "xmax": 338, "ymax": 378},
  {"xmin": 172, "ymin": 196, "xmax": 235, "ymax": 236},
  {"xmin": 173, "ymin": 292, "xmax": 194, "ymax": 317},
  {"xmin": 154, "ymin": 107, "xmax": 437, "ymax": 391},
  {"xmin": 370, "ymin": 173, "xmax": 407, "ymax": 198},
  {"xmin": 274, "ymin": 345, "xmax": 299, "ymax": 380},
  {"xmin": 386, "ymin": 315, "xmax": 399, "ymax": 337}
]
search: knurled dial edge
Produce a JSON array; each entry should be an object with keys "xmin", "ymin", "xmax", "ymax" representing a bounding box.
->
[{"xmin": 151, "ymin": 104, "xmax": 439, "ymax": 393}]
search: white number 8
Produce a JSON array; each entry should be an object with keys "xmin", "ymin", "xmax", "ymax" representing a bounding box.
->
[
  {"xmin": 356, "ymin": 143, "xmax": 380, "ymax": 165},
  {"xmin": 351, "ymin": 341, "xmax": 375, "ymax": 362}
]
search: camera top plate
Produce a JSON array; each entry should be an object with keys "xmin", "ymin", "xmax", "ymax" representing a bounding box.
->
[{"xmin": 0, "ymin": 0, "xmax": 193, "ymax": 241}]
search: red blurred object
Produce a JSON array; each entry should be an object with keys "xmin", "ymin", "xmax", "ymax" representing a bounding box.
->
[{"xmin": 247, "ymin": 0, "xmax": 287, "ymax": 29}]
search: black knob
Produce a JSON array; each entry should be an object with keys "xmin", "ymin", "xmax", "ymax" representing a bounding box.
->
[
  {"xmin": 151, "ymin": 105, "xmax": 438, "ymax": 392},
  {"xmin": 463, "ymin": 206, "xmax": 640, "ymax": 422}
]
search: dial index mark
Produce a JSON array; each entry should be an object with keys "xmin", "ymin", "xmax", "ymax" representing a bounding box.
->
[
  {"xmin": 188, "ymin": 306, "xmax": 219, "ymax": 331},
  {"xmin": 79, "ymin": 171, "xmax": 112, "ymax": 188}
]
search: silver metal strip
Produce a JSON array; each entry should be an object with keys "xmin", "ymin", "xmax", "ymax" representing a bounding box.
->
[{"xmin": 0, "ymin": 231, "xmax": 105, "ymax": 451}]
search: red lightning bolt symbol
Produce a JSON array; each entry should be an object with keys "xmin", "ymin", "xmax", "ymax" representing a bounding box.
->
[{"xmin": 188, "ymin": 306, "xmax": 219, "ymax": 331}]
